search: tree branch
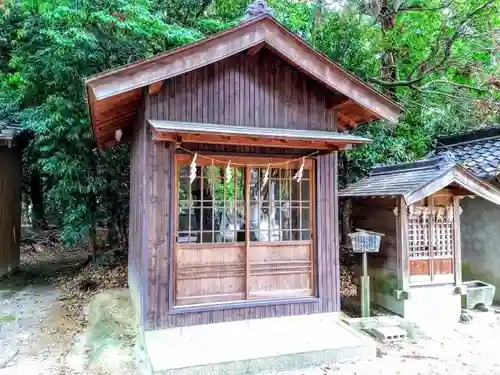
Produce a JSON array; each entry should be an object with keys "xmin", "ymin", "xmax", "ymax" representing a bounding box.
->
[
  {"xmin": 411, "ymin": 84, "xmax": 484, "ymax": 101},
  {"xmin": 398, "ymin": 1, "xmax": 454, "ymax": 13},
  {"xmin": 418, "ymin": 80, "xmax": 492, "ymax": 92},
  {"xmin": 368, "ymin": 0, "xmax": 496, "ymax": 88}
]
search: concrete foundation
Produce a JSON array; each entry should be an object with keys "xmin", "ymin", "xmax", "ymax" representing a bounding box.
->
[
  {"xmin": 370, "ymin": 283, "xmax": 461, "ymax": 327},
  {"xmin": 140, "ymin": 313, "xmax": 376, "ymax": 375},
  {"xmin": 404, "ymin": 284, "xmax": 461, "ymax": 326}
]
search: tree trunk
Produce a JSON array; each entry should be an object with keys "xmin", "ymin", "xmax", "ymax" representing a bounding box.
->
[
  {"xmin": 29, "ymin": 166, "xmax": 47, "ymax": 230},
  {"xmin": 89, "ymin": 195, "xmax": 98, "ymax": 260},
  {"xmin": 378, "ymin": 0, "xmax": 397, "ymax": 97}
]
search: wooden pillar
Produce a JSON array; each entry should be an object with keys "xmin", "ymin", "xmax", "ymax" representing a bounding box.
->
[
  {"xmin": 453, "ymin": 196, "xmax": 463, "ymax": 285},
  {"xmin": 395, "ymin": 197, "xmax": 409, "ymax": 291}
]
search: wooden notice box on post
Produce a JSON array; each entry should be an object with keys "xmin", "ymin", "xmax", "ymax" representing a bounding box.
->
[{"xmin": 348, "ymin": 229, "xmax": 384, "ymax": 317}]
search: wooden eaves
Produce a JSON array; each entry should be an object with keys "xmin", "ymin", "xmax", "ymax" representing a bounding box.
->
[
  {"xmin": 149, "ymin": 120, "xmax": 372, "ymax": 151},
  {"xmin": 84, "ymin": 15, "xmax": 403, "ymax": 150}
]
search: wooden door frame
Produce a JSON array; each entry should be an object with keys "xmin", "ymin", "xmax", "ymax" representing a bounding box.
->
[{"xmin": 168, "ymin": 152, "xmax": 319, "ymax": 314}]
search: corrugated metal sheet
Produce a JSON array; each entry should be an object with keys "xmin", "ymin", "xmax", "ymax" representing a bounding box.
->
[{"xmin": 148, "ymin": 120, "xmax": 371, "ymax": 145}]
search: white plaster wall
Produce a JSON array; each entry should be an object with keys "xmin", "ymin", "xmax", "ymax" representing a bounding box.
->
[
  {"xmin": 404, "ymin": 284, "xmax": 461, "ymax": 327},
  {"xmin": 461, "ymin": 197, "xmax": 500, "ymax": 301}
]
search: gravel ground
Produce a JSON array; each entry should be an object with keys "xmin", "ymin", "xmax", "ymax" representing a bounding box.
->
[
  {"xmin": 2, "ymin": 251, "xmax": 500, "ymax": 375},
  {"xmin": 284, "ymin": 310, "xmax": 500, "ymax": 375}
]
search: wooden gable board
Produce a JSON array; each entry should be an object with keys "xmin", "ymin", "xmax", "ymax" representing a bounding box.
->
[{"xmin": 404, "ymin": 165, "xmax": 500, "ymax": 206}]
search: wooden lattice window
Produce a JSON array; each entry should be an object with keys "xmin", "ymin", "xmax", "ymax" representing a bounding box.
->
[
  {"xmin": 408, "ymin": 205, "xmax": 454, "ymax": 284},
  {"xmin": 434, "ymin": 215, "xmax": 454, "ymax": 258},
  {"xmin": 174, "ymin": 154, "xmax": 315, "ymax": 307},
  {"xmin": 408, "ymin": 215, "xmax": 430, "ymax": 259}
]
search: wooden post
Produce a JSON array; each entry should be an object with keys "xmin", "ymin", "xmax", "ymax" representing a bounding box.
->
[
  {"xmin": 453, "ymin": 196, "xmax": 463, "ymax": 286},
  {"xmin": 361, "ymin": 252, "xmax": 370, "ymax": 317},
  {"xmin": 396, "ymin": 198, "xmax": 409, "ymax": 291},
  {"xmin": 428, "ymin": 198, "xmax": 435, "ymax": 282}
]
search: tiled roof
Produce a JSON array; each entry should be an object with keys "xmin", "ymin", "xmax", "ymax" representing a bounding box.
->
[
  {"xmin": 339, "ymin": 154, "xmax": 456, "ymax": 198},
  {"xmin": 340, "ymin": 153, "xmax": 500, "ymax": 205},
  {"xmin": 433, "ymin": 126, "xmax": 500, "ymax": 180}
]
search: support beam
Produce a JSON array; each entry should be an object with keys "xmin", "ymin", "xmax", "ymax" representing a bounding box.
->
[
  {"xmin": 326, "ymin": 94, "xmax": 350, "ymax": 109},
  {"xmin": 247, "ymin": 42, "xmax": 265, "ymax": 56},
  {"xmin": 337, "ymin": 113, "xmax": 358, "ymax": 128},
  {"xmin": 152, "ymin": 131, "xmax": 342, "ymax": 151},
  {"xmin": 148, "ymin": 81, "xmax": 164, "ymax": 95}
]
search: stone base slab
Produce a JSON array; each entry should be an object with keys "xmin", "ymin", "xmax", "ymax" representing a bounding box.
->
[{"xmin": 139, "ymin": 313, "xmax": 376, "ymax": 375}]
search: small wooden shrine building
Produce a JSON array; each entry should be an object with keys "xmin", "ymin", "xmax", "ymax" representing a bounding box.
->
[
  {"xmin": 0, "ymin": 125, "xmax": 21, "ymax": 278},
  {"xmin": 340, "ymin": 154, "xmax": 500, "ymax": 323},
  {"xmin": 84, "ymin": 8, "xmax": 402, "ymax": 373}
]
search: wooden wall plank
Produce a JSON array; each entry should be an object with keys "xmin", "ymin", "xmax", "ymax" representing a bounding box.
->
[
  {"xmin": 144, "ymin": 49, "xmax": 341, "ymax": 329},
  {"xmin": 152, "ymin": 50, "xmax": 336, "ymax": 131},
  {"xmin": 0, "ymin": 146, "xmax": 21, "ymax": 277}
]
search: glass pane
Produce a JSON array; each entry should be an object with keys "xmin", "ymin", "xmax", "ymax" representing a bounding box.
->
[
  {"xmin": 190, "ymin": 207, "xmax": 200, "ymax": 231},
  {"xmin": 302, "ymin": 208, "xmax": 310, "ymax": 230},
  {"xmin": 301, "ymin": 230, "xmax": 311, "ymax": 240},
  {"xmin": 300, "ymin": 180, "xmax": 310, "ymax": 202},
  {"xmin": 176, "ymin": 161, "xmax": 312, "ymax": 245},
  {"xmin": 178, "ymin": 209, "xmax": 190, "ymax": 231},
  {"xmin": 279, "ymin": 179, "xmax": 290, "ymax": 200},
  {"xmin": 291, "ymin": 207, "xmax": 300, "ymax": 230},
  {"xmin": 291, "ymin": 179, "xmax": 300, "ymax": 201}
]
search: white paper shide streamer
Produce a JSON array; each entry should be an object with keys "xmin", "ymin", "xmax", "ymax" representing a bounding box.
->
[
  {"xmin": 189, "ymin": 153, "xmax": 197, "ymax": 184},
  {"xmin": 293, "ymin": 157, "xmax": 305, "ymax": 183},
  {"xmin": 261, "ymin": 164, "xmax": 270, "ymax": 191}
]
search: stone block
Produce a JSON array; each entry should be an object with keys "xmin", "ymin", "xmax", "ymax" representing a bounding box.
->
[
  {"xmin": 370, "ymin": 326, "xmax": 407, "ymax": 342},
  {"xmin": 462, "ymin": 280, "xmax": 496, "ymax": 309},
  {"xmin": 392, "ymin": 289, "xmax": 410, "ymax": 300}
]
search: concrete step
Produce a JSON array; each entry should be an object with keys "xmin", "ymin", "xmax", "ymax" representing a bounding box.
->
[{"xmin": 140, "ymin": 313, "xmax": 376, "ymax": 375}]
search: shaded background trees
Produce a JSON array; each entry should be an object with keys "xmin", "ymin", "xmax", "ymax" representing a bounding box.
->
[{"xmin": 0, "ymin": 0, "xmax": 498, "ymax": 253}]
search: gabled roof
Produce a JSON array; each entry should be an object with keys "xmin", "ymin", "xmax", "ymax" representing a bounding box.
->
[
  {"xmin": 84, "ymin": 15, "xmax": 403, "ymax": 149},
  {"xmin": 432, "ymin": 125, "xmax": 500, "ymax": 180},
  {"xmin": 339, "ymin": 154, "xmax": 500, "ymax": 205}
]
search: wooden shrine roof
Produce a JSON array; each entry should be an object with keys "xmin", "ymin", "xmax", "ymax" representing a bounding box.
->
[
  {"xmin": 149, "ymin": 120, "xmax": 372, "ymax": 151},
  {"xmin": 84, "ymin": 15, "xmax": 403, "ymax": 149},
  {"xmin": 430, "ymin": 125, "xmax": 500, "ymax": 180},
  {"xmin": 339, "ymin": 154, "xmax": 500, "ymax": 205}
]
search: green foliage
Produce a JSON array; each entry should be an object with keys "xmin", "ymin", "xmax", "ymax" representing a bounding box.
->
[
  {"xmin": 0, "ymin": 0, "xmax": 204, "ymax": 246},
  {"xmin": 0, "ymin": 0, "xmax": 498, "ymax": 249}
]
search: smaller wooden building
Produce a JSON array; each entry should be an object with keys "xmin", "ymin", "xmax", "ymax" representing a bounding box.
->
[
  {"xmin": 0, "ymin": 125, "xmax": 21, "ymax": 278},
  {"xmin": 340, "ymin": 154, "xmax": 500, "ymax": 323}
]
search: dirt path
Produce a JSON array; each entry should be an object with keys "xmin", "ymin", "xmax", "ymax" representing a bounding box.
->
[
  {"xmin": 0, "ymin": 254, "xmax": 86, "ymax": 375},
  {"xmin": 0, "ymin": 284, "xmax": 61, "ymax": 374}
]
